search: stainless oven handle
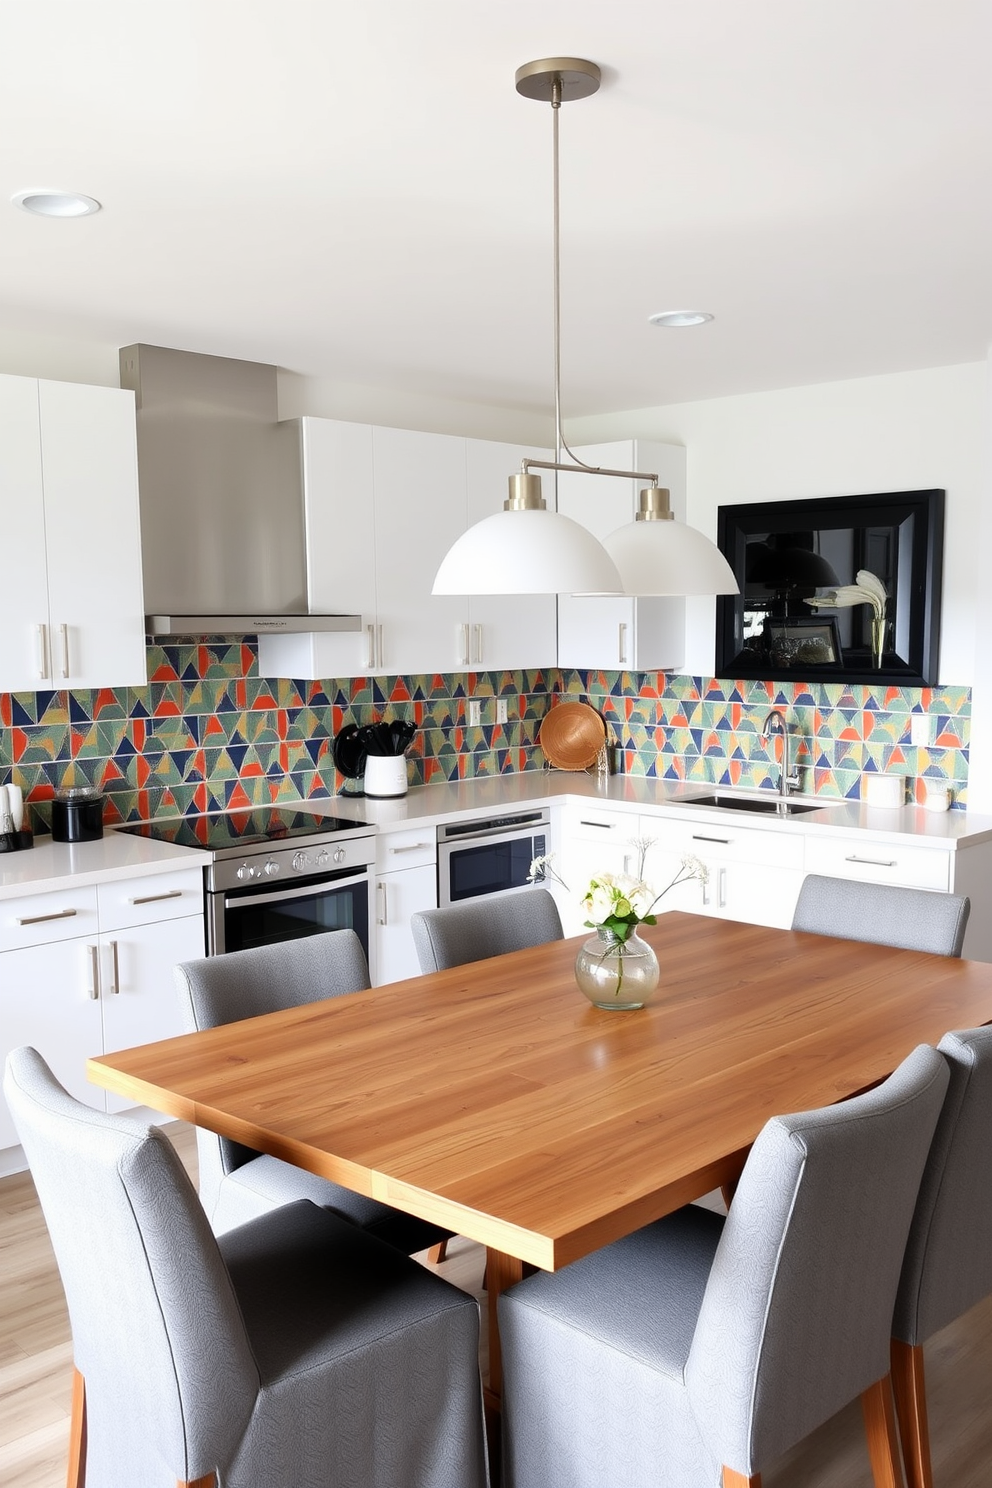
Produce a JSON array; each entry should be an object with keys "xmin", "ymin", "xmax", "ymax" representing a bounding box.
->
[
  {"xmin": 223, "ymin": 872, "xmax": 370, "ymax": 911},
  {"xmin": 439, "ymin": 815, "xmax": 549, "ymax": 844}
]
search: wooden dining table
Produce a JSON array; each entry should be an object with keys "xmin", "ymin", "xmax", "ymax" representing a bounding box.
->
[{"xmin": 87, "ymin": 910, "xmax": 992, "ymax": 1408}]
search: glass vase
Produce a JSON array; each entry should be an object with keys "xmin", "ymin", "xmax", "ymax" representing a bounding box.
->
[{"xmin": 574, "ymin": 926, "xmax": 660, "ymax": 1010}]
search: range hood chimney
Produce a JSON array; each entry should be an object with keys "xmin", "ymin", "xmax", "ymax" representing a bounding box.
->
[{"xmin": 120, "ymin": 343, "xmax": 359, "ymax": 637}]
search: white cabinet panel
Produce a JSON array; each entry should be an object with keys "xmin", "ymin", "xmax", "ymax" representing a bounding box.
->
[
  {"xmin": 0, "ymin": 375, "xmax": 146, "ymax": 692},
  {"xmin": 557, "ymin": 440, "xmax": 686, "ymax": 672},
  {"xmin": 375, "ymin": 862, "xmax": 438, "ymax": 985},
  {"xmin": 804, "ymin": 835, "xmax": 951, "ymax": 891},
  {"xmin": 259, "ymin": 418, "xmax": 557, "ymax": 680},
  {"xmin": 0, "ymin": 939, "xmax": 104, "ymax": 1148},
  {"xmin": 464, "ymin": 439, "xmax": 558, "ymax": 671}
]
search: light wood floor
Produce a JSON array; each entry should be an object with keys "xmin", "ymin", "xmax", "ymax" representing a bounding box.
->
[{"xmin": 2, "ymin": 1124, "xmax": 990, "ymax": 1487}]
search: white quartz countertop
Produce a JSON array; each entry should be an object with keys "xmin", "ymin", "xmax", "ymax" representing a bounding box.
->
[
  {"xmin": 3, "ymin": 770, "xmax": 989, "ymax": 902},
  {"xmin": 318, "ymin": 771, "xmax": 992, "ymax": 849},
  {"xmin": 0, "ymin": 833, "xmax": 212, "ymax": 902}
]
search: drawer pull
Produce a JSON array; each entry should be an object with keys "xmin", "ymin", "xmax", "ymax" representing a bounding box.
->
[
  {"xmin": 127, "ymin": 889, "xmax": 184, "ymax": 906},
  {"xmin": 579, "ymin": 819, "xmax": 616, "ymax": 829},
  {"xmin": 692, "ymin": 834, "xmax": 731, "ymax": 845},
  {"xmin": 376, "ymin": 882, "xmax": 388, "ymax": 926},
  {"xmin": 86, "ymin": 943, "xmax": 99, "ymax": 1000},
  {"xmin": 844, "ymin": 855, "xmax": 897, "ymax": 868},
  {"xmin": 388, "ymin": 843, "xmax": 433, "ymax": 854},
  {"xmin": 15, "ymin": 907, "xmax": 78, "ymax": 926}
]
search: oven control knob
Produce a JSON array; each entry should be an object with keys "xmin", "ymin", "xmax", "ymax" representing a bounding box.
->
[
  {"xmin": 292, "ymin": 850, "xmax": 312, "ymax": 872},
  {"xmin": 315, "ymin": 849, "xmax": 330, "ymax": 866},
  {"xmin": 263, "ymin": 860, "xmax": 280, "ymax": 877},
  {"xmin": 236, "ymin": 863, "xmax": 258, "ymax": 882},
  {"xmin": 332, "ymin": 848, "xmax": 346, "ymax": 864}
]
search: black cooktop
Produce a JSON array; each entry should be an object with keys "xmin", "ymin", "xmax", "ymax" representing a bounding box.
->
[{"xmin": 116, "ymin": 807, "xmax": 367, "ymax": 853}]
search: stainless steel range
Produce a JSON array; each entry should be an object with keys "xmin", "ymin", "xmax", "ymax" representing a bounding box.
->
[{"xmin": 117, "ymin": 807, "xmax": 375, "ymax": 967}]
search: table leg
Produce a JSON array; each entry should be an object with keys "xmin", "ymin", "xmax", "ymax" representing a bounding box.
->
[{"xmin": 484, "ymin": 1247, "xmax": 524, "ymax": 1407}]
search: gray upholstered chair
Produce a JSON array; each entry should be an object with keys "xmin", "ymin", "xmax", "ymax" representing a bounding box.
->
[
  {"xmin": 498, "ymin": 1043, "xmax": 949, "ymax": 1488},
  {"xmin": 891, "ymin": 1027, "xmax": 992, "ymax": 1488},
  {"xmin": 3, "ymin": 1046, "xmax": 488, "ymax": 1488},
  {"xmin": 174, "ymin": 931, "xmax": 450, "ymax": 1253},
  {"xmin": 410, "ymin": 888, "xmax": 564, "ymax": 974},
  {"xmin": 792, "ymin": 874, "xmax": 970, "ymax": 956}
]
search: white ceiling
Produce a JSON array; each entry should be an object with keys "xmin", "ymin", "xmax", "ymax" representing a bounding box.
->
[{"xmin": 2, "ymin": 0, "xmax": 991, "ymax": 417}]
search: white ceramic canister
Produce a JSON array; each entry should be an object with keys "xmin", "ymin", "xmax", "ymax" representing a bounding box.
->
[
  {"xmin": 363, "ymin": 754, "xmax": 408, "ymax": 798},
  {"xmin": 864, "ymin": 773, "xmax": 905, "ymax": 809},
  {"xmin": 923, "ymin": 780, "xmax": 950, "ymax": 813}
]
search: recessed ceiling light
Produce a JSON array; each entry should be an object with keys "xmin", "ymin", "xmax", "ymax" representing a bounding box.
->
[
  {"xmin": 648, "ymin": 310, "xmax": 714, "ymax": 328},
  {"xmin": 11, "ymin": 189, "xmax": 101, "ymax": 218}
]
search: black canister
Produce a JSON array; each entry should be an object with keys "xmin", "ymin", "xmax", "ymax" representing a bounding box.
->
[{"xmin": 51, "ymin": 787, "xmax": 104, "ymax": 843}]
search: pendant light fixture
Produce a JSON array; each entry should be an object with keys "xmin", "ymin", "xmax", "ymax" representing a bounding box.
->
[{"xmin": 432, "ymin": 57, "xmax": 737, "ymax": 599}]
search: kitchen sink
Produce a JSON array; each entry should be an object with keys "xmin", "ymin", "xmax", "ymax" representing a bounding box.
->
[{"xmin": 678, "ymin": 793, "xmax": 825, "ymax": 816}]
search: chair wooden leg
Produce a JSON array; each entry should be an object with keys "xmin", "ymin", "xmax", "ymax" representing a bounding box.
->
[
  {"xmin": 891, "ymin": 1338, "xmax": 933, "ymax": 1488},
  {"xmin": 861, "ymin": 1374, "xmax": 904, "ymax": 1488},
  {"xmin": 426, "ymin": 1240, "xmax": 448, "ymax": 1264},
  {"xmin": 723, "ymin": 1469, "xmax": 761, "ymax": 1487},
  {"xmin": 66, "ymin": 1368, "xmax": 86, "ymax": 1488}
]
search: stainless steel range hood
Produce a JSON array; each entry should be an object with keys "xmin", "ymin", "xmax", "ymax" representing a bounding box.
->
[{"xmin": 119, "ymin": 344, "xmax": 360, "ymax": 637}]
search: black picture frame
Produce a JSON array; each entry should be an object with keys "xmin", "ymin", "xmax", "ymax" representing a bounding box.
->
[
  {"xmin": 715, "ymin": 489, "xmax": 944, "ymax": 685},
  {"xmin": 764, "ymin": 616, "xmax": 843, "ymax": 670}
]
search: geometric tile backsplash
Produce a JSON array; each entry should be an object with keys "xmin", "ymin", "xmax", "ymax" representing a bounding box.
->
[{"xmin": 0, "ymin": 638, "xmax": 971, "ymax": 831}]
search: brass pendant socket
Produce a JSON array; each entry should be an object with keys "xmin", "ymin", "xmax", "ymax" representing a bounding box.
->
[
  {"xmin": 506, "ymin": 472, "xmax": 546, "ymax": 511},
  {"xmin": 635, "ymin": 487, "xmax": 674, "ymax": 522},
  {"xmin": 514, "ymin": 58, "xmax": 602, "ymax": 103}
]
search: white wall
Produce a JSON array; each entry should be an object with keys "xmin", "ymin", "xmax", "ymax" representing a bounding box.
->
[{"xmin": 568, "ymin": 362, "xmax": 987, "ymax": 685}]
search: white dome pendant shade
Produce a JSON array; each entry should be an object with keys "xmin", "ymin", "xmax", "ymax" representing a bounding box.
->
[
  {"xmin": 603, "ymin": 487, "xmax": 739, "ymax": 596},
  {"xmin": 432, "ymin": 474, "xmax": 622, "ymax": 595}
]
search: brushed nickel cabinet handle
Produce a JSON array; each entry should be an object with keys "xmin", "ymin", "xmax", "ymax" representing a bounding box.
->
[
  {"xmin": 718, "ymin": 866, "xmax": 727, "ymax": 909},
  {"xmin": 579, "ymin": 819, "xmax": 615, "ymax": 829},
  {"xmin": 473, "ymin": 624, "xmax": 483, "ymax": 665},
  {"xmin": 845, "ymin": 855, "xmax": 897, "ymax": 868},
  {"xmin": 107, "ymin": 939, "xmax": 120, "ymax": 994},
  {"xmin": 37, "ymin": 623, "xmax": 50, "ymax": 680},
  {"xmin": 458, "ymin": 624, "xmax": 470, "ymax": 666},
  {"xmin": 16, "ymin": 907, "xmax": 78, "ymax": 926},
  {"xmin": 388, "ymin": 843, "xmax": 433, "ymax": 854},
  {"xmin": 376, "ymin": 882, "xmax": 388, "ymax": 926},
  {"xmin": 366, "ymin": 624, "xmax": 376, "ymax": 669},
  {"xmin": 693, "ymin": 834, "xmax": 731, "ymax": 845},
  {"xmin": 86, "ymin": 943, "xmax": 99, "ymax": 1000},
  {"xmin": 127, "ymin": 889, "xmax": 183, "ymax": 906},
  {"xmin": 618, "ymin": 622, "xmax": 628, "ymax": 666},
  {"xmin": 59, "ymin": 622, "xmax": 70, "ymax": 679}
]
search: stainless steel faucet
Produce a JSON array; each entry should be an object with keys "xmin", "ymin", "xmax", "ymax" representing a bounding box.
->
[{"xmin": 762, "ymin": 709, "xmax": 801, "ymax": 809}]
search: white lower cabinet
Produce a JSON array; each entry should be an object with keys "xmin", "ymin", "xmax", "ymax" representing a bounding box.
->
[
  {"xmin": 642, "ymin": 816, "xmax": 806, "ymax": 929},
  {"xmin": 555, "ymin": 805, "xmax": 641, "ymax": 936},
  {"xmin": 374, "ymin": 828, "xmax": 438, "ymax": 984},
  {"xmin": 0, "ymin": 867, "xmax": 204, "ymax": 1152}
]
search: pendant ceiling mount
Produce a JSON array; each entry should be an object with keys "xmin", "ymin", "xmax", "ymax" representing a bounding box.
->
[{"xmin": 514, "ymin": 57, "xmax": 602, "ymax": 104}]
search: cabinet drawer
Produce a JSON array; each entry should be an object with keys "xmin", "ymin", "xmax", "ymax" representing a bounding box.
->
[
  {"xmin": 652, "ymin": 815, "xmax": 805, "ymax": 870},
  {"xmin": 97, "ymin": 867, "xmax": 205, "ymax": 931},
  {"xmin": 0, "ymin": 886, "xmax": 99, "ymax": 952},
  {"xmin": 564, "ymin": 806, "xmax": 639, "ymax": 845},
  {"xmin": 375, "ymin": 828, "xmax": 437, "ymax": 874},
  {"xmin": 804, "ymin": 836, "xmax": 951, "ymax": 891}
]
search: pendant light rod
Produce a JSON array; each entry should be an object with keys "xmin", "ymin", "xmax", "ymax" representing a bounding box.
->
[{"xmin": 519, "ymin": 457, "xmax": 660, "ymax": 486}]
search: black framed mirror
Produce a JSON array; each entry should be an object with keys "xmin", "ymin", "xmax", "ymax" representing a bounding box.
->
[{"xmin": 715, "ymin": 489, "xmax": 944, "ymax": 685}]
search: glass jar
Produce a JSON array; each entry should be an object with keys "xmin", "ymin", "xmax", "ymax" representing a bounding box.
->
[{"xmin": 574, "ymin": 925, "xmax": 660, "ymax": 1010}]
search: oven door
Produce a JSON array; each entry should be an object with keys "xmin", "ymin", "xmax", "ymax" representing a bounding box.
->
[
  {"xmin": 207, "ymin": 866, "xmax": 371, "ymax": 967},
  {"xmin": 438, "ymin": 827, "xmax": 547, "ymax": 908}
]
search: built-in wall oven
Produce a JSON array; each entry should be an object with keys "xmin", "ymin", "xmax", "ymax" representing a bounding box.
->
[
  {"xmin": 437, "ymin": 808, "xmax": 550, "ymax": 908},
  {"xmin": 117, "ymin": 808, "xmax": 376, "ymax": 973}
]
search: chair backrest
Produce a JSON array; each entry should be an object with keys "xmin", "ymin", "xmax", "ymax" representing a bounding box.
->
[
  {"xmin": 893, "ymin": 1026, "xmax": 992, "ymax": 1345},
  {"xmin": 3, "ymin": 1046, "xmax": 257, "ymax": 1487},
  {"xmin": 410, "ymin": 889, "xmax": 564, "ymax": 974},
  {"xmin": 174, "ymin": 929, "xmax": 371, "ymax": 1184},
  {"xmin": 685, "ymin": 1042, "xmax": 949, "ymax": 1477},
  {"xmin": 792, "ymin": 874, "xmax": 970, "ymax": 956}
]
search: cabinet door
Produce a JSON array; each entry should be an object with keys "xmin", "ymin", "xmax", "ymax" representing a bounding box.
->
[
  {"xmin": 557, "ymin": 441, "xmax": 685, "ymax": 671},
  {"xmin": 38, "ymin": 380, "xmax": 146, "ymax": 688},
  {"xmin": 557, "ymin": 806, "xmax": 640, "ymax": 935},
  {"xmin": 99, "ymin": 914, "xmax": 205, "ymax": 1112},
  {"xmin": 464, "ymin": 438, "xmax": 557, "ymax": 671},
  {"xmin": 0, "ymin": 938, "xmax": 103, "ymax": 1148},
  {"xmin": 375, "ymin": 864, "xmax": 438, "ymax": 985},
  {"xmin": 0, "ymin": 375, "xmax": 51, "ymax": 690},
  {"xmin": 371, "ymin": 426, "xmax": 468, "ymax": 674}
]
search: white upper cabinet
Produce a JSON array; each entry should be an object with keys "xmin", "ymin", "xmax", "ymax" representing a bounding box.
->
[
  {"xmin": 556, "ymin": 439, "xmax": 686, "ymax": 672},
  {"xmin": 0, "ymin": 374, "xmax": 146, "ymax": 692},
  {"xmin": 258, "ymin": 418, "xmax": 556, "ymax": 679},
  {"xmin": 464, "ymin": 439, "xmax": 558, "ymax": 672}
]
